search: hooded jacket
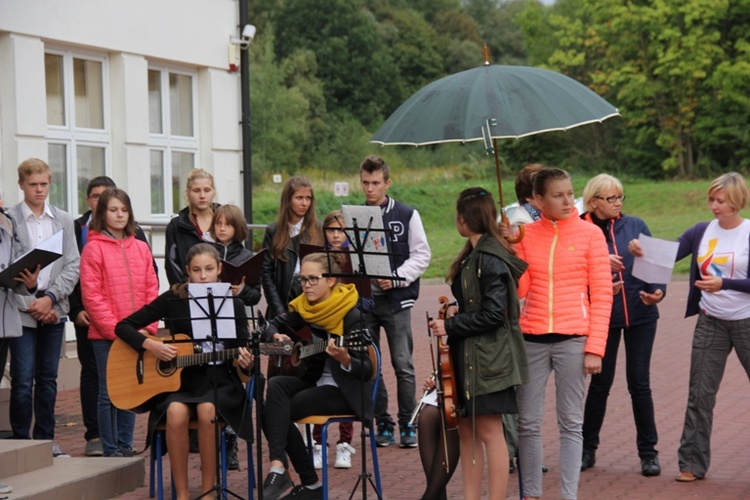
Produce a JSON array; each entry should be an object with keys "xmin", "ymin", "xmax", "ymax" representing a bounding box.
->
[
  {"xmin": 80, "ymin": 230, "xmax": 159, "ymax": 341},
  {"xmin": 446, "ymin": 233, "xmax": 529, "ymax": 397},
  {"xmin": 515, "ymin": 209, "xmax": 613, "ymax": 357}
]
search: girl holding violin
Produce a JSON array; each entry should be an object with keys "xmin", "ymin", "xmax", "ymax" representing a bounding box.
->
[{"xmin": 429, "ymin": 187, "xmax": 529, "ymax": 500}]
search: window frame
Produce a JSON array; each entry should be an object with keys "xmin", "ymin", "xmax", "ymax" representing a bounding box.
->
[
  {"xmin": 44, "ymin": 48, "xmax": 111, "ymax": 216},
  {"xmin": 147, "ymin": 65, "xmax": 199, "ymax": 218}
]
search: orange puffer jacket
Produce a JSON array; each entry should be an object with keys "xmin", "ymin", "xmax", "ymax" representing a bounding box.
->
[{"xmin": 516, "ymin": 209, "xmax": 612, "ymax": 357}]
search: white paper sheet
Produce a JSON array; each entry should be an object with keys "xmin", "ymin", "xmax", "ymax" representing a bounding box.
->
[
  {"xmin": 187, "ymin": 282, "xmax": 236, "ymax": 340},
  {"xmin": 631, "ymin": 233, "xmax": 679, "ymax": 284},
  {"xmin": 341, "ymin": 205, "xmax": 393, "ymax": 278}
]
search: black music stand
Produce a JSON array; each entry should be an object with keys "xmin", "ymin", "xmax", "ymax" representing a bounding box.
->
[
  {"xmin": 185, "ymin": 283, "xmax": 244, "ymax": 500},
  {"xmin": 312, "ymin": 212, "xmax": 405, "ymax": 500}
]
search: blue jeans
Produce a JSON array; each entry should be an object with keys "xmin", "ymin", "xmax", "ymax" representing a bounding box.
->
[
  {"xmin": 9, "ymin": 323, "xmax": 65, "ymax": 440},
  {"xmin": 583, "ymin": 321, "xmax": 658, "ymax": 458},
  {"xmin": 365, "ymin": 295, "xmax": 416, "ymax": 426},
  {"xmin": 92, "ymin": 340, "xmax": 136, "ymax": 455}
]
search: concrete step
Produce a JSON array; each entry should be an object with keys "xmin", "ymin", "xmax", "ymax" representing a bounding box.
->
[
  {"xmin": 0, "ymin": 439, "xmax": 51, "ymax": 477},
  {"xmin": 0, "ymin": 441, "xmax": 144, "ymax": 499}
]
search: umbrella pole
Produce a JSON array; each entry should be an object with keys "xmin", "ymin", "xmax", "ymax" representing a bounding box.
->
[
  {"xmin": 492, "ymin": 138, "xmax": 504, "ymax": 207},
  {"xmin": 492, "ymin": 138, "xmax": 525, "ymax": 243}
]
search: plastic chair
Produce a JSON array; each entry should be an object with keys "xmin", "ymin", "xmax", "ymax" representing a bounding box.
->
[
  {"xmin": 296, "ymin": 344, "xmax": 382, "ymax": 499},
  {"xmin": 148, "ymin": 376, "xmax": 256, "ymax": 500}
]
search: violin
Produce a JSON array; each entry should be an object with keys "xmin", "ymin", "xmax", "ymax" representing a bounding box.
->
[{"xmin": 436, "ymin": 296, "xmax": 458, "ymax": 429}]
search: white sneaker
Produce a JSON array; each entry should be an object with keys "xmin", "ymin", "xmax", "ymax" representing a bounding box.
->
[
  {"xmin": 52, "ymin": 443, "xmax": 70, "ymax": 458},
  {"xmin": 335, "ymin": 443, "xmax": 355, "ymax": 469},
  {"xmin": 313, "ymin": 444, "xmax": 323, "ymax": 470},
  {"xmin": 0, "ymin": 481, "xmax": 12, "ymax": 494}
]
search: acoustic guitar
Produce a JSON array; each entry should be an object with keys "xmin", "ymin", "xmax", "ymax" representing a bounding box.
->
[
  {"xmin": 107, "ymin": 333, "xmax": 293, "ymax": 412},
  {"xmin": 268, "ymin": 327, "xmax": 369, "ymax": 383}
]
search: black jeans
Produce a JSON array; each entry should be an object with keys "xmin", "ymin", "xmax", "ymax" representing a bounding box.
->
[
  {"xmin": 75, "ymin": 324, "xmax": 99, "ymax": 441},
  {"xmin": 582, "ymin": 321, "xmax": 659, "ymax": 458},
  {"xmin": 263, "ymin": 375, "xmax": 353, "ymax": 485}
]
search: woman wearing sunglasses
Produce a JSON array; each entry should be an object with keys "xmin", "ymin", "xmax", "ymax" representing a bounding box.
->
[{"xmin": 579, "ymin": 174, "xmax": 666, "ymax": 477}]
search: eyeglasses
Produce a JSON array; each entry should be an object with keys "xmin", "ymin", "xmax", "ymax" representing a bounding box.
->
[
  {"xmin": 300, "ymin": 275, "xmax": 323, "ymax": 287},
  {"xmin": 595, "ymin": 195, "xmax": 626, "ymax": 203}
]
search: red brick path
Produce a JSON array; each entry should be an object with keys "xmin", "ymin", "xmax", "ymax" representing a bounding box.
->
[{"xmin": 49, "ymin": 281, "xmax": 750, "ymax": 499}]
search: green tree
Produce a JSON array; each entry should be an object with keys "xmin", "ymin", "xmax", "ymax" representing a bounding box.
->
[{"xmin": 275, "ymin": 0, "xmax": 402, "ymax": 127}]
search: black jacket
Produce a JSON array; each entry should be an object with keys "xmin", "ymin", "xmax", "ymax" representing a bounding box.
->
[
  {"xmin": 264, "ymin": 307, "xmax": 374, "ymax": 421},
  {"xmin": 260, "ymin": 221, "xmax": 321, "ymax": 319},
  {"xmin": 68, "ymin": 211, "xmax": 156, "ymax": 323},
  {"xmin": 165, "ymin": 204, "xmax": 219, "ymax": 286}
]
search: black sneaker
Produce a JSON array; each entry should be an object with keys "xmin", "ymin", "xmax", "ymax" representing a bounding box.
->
[
  {"xmin": 279, "ymin": 485, "xmax": 323, "ymax": 499},
  {"xmin": 375, "ymin": 421, "xmax": 395, "ymax": 447},
  {"xmin": 641, "ymin": 456, "xmax": 661, "ymax": 477},
  {"xmin": 263, "ymin": 471, "xmax": 293, "ymax": 500},
  {"xmin": 399, "ymin": 423, "xmax": 417, "ymax": 448},
  {"xmin": 581, "ymin": 450, "xmax": 596, "ymax": 471}
]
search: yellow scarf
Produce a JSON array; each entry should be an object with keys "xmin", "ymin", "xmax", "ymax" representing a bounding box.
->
[{"xmin": 289, "ymin": 283, "xmax": 358, "ymax": 335}]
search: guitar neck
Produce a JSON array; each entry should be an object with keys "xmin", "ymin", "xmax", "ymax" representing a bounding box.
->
[
  {"xmin": 298, "ymin": 334, "xmax": 362, "ymax": 360},
  {"xmin": 173, "ymin": 343, "xmax": 286, "ymax": 368}
]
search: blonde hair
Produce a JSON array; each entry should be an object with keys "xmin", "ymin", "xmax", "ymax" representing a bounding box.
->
[
  {"xmin": 184, "ymin": 168, "xmax": 216, "ymax": 217},
  {"xmin": 708, "ymin": 172, "xmax": 749, "ymax": 212},
  {"xmin": 301, "ymin": 252, "xmax": 341, "ymax": 283},
  {"xmin": 18, "ymin": 158, "xmax": 52, "ymax": 182},
  {"xmin": 583, "ymin": 174, "xmax": 624, "ymax": 212}
]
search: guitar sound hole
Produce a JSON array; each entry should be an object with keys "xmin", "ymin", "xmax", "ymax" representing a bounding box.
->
[{"xmin": 156, "ymin": 360, "xmax": 177, "ymax": 377}]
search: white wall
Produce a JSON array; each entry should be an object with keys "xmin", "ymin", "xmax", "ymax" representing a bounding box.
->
[{"xmin": 0, "ymin": 0, "xmax": 244, "ymax": 215}]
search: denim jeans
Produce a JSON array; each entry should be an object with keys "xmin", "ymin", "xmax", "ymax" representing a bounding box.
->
[
  {"xmin": 365, "ymin": 295, "xmax": 416, "ymax": 426},
  {"xmin": 9, "ymin": 323, "xmax": 65, "ymax": 440},
  {"xmin": 583, "ymin": 321, "xmax": 658, "ymax": 458},
  {"xmin": 92, "ymin": 340, "xmax": 136, "ymax": 455},
  {"xmin": 75, "ymin": 324, "xmax": 99, "ymax": 442},
  {"xmin": 517, "ymin": 337, "xmax": 586, "ymax": 500}
]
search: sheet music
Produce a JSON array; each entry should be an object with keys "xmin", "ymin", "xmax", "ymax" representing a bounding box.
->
[
  {"xmin": 341, "ymin": 205, "xmax": 393, "ymax": 277},
  {"xmin": 187, "ymin": 282, "xmax": 237, "ymax": 341}
]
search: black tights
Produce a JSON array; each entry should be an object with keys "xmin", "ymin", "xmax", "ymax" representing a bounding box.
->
[{"xmin": 418, "ymin": 405, "xmax": 460, "ymax": 500}]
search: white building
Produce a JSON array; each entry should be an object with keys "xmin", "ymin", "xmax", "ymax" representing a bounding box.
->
[{"xmin": 0, "ymin": 0, "xmax": 246, "ymax": 236}]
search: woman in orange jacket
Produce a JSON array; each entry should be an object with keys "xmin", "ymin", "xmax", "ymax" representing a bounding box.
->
[{"xmin": 514, "ymin": 168, "xmax": 613, "ymax": 500}]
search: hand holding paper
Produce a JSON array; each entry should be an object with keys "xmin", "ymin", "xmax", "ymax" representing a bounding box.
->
[{"xmin": 631, "ymin": 233, "xmax": 679, "ymax": 284}]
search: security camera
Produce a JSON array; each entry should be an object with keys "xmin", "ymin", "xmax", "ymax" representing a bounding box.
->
[{"xmin": 241, "ymin": 25, "xmax": 256, "ymax": 41}]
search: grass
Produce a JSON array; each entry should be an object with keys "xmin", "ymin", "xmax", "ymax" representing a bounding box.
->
[{"xmin": 251, "ymin": 167, "xmax": 732, "ymax": 279}]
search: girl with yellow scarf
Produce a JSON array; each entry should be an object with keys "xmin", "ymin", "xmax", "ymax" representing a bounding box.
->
[{"xmin": 260, "ymin": 253, "xmax": 374, "ymax": 500}]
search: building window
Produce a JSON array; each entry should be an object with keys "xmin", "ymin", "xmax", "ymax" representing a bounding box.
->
[
  {"xmin": 148, "ymin": 67, "xmax": 198, "ymax": 216},
  {"xmin": 44, "ymin": 50, "xmax": 109, "ymax": 215}
]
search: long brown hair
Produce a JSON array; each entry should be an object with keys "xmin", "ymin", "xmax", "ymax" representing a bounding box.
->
[
  {"xmin": 447, "ymin": 187, "xmax": 515, "ymax": 283},
  {"xmin": 90, "ymin": 188, "xmax": 137, "ymax": 237},
  {"xmin": 171, "ymin": 243, "xmax": 221, "ymax": 295},
  {"xmin": 271, "ymin": 176, "xmax": 322, "ymax": 260}
]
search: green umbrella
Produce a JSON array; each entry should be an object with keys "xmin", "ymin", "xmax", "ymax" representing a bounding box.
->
[{"xmin": 370, "ymin": 63, "xmax": 619, "ymax": 211}]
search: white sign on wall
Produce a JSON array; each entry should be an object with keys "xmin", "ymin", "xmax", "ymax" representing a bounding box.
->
[
  {"xmin": 272, "ymin": 174, "xmax": 282, "ymax": 183},
  {"xmin": 334, "ymin": 182, "xmax": 349, "ymax": 197}
]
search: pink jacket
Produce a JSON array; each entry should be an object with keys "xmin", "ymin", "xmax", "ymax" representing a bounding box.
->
[
  {"xmin": 516, "ymin": 209, "xmax": 612, "ymax": 357},
  {"xmin": 81, "ymin": 230, "xmax": 159, "ymax": 341}
]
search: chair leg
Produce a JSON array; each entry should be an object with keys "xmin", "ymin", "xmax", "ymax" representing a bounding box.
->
[
  {"xmin": 320, "ymin": 423, "xmax": 329, "ymax": 500},
  {"xmin": 368, "ymin": 423, "xmax": 382, "ymax": 496}
]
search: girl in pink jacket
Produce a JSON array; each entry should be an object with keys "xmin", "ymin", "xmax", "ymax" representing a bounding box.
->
[
  {"xmin": 514, "ymin": 168, "xmax": 612, "ymax": 500},
  {"xmin": 81, "ymin": 188, "xmax": 159, "ymax": 457}
]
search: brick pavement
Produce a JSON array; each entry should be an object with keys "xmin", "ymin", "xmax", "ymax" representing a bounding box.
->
[{"xmin": 48, "ymin": 281, "xmax": 750, "ymax": 499}]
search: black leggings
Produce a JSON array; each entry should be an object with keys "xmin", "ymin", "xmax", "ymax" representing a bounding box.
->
[
  {"xmin": 263, "ymin": 375, "xmax": 353, "ymax": 485},
  {"xmin": 418, "ymin": 405, "xmax": 460, "ymax": 500}
]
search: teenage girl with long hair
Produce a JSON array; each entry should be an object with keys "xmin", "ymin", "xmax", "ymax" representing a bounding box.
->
[
  {"xmin": 165, "ymin": 168, "xmax": 218, "ymax": 285},
  {"xmin": 115, "ymin": 243, "xmax": 253, "ymax": 500},
  {"xmin": 429, "ymin": 187, "xmax": 529, "ymax": 500},
  {"xmin": 80, "ymin": 188, "xmax": 159, "ymax": 457},
  {"xmin": 261, "ymin": 175, "xmax": 323, "ymax": 320}
]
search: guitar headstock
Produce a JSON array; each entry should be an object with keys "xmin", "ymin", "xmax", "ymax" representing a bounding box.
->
[{"xmin": 339, "ymin": 329, "xmax": 370, "ymax": 351}]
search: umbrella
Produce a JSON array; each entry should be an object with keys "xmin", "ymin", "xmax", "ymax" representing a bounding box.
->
[{"xmin": 370, "ymin": 63, "xmax": 619, "ymax": 220}]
